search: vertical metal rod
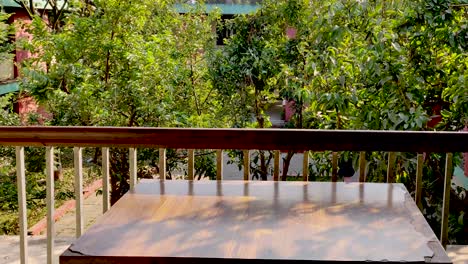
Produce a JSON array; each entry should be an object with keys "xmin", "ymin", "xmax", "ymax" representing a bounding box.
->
[
  {"xmin": 159, "ymin": 148, "xmax": 166, "ymax": 180},
  {"xmin": 243, "ymin": 150, "xmax": 250, "ymax": 181},
  {"xmin": 359, "ymin": 151, "xmax": 366, "ymax": 182},
  {"xmin": 387, "ymin": 183, "xmax": 394, "ymax": 208},
  {"xmin": 188, "ymin": 149, "xmax": 194, "ymax": 180},
  {"xmin": 331, "ymin": 182, "xmax": 337, "ymax": 204},
  {"xmin": 302, "ymin": 151, "xmax": 309, "ymax": 181},
  {"xmin": 129, "ymin": 148, "xmax": 137, "ymax": 191},
  {"xmin": 216, "ymin": 150, "xmax": 223, "ymax": 181},
  {"xmin": 46, "ymin": 147, "xmax": 55, "ymax": 264},
  {"xmin": 359, "ymin": 183, "xmax": 365, "ymax": 203},
  {"xmin": 386, "ymin": 152, "xmax": 396, "ymax": 183},
  {"xmin": 73, "ymin": 147, "xmax": 84, "ymax": 238},
  {"xmin": 303, "ymin": 184, "xmax": 308, "ymax": 201},
  {"xmin": 102, "ymin": 147, "xmax": 110, "ymax": 213},
  {"xmin": 16, "ymin": 147, "xmax": 28, "ymax": 264},
  {"xmin": 273, "ymin": 150, "xmax": 280, "ymax": 181},
  {"xmin": 440, "ymin": 153, "xmax": 453, "ymax": 248},
  {"xmin": 331, "ymin": 152, "xmax": 338, "ymax": 182},
  {"xmin": 188, "ymin": 181, "xmax": 194, "ymax": 195},
  {"xmin": 415, "ymin": 153, "xmax": 424, "ymax": 210},
  {"xmin": 216, "ymin": 180, "xmax": 223, "ymax": 196}
]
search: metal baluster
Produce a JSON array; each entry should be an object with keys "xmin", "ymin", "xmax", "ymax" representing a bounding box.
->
[
  {"xmin": 102, "ymin": 147, "xmax": 110, "ymax": 213},
  {"xmin": 331, "ymin": 152, "xmax": 338, "ymax": 182},
  {"xmin": 129, "ymin": 148, "xmax": 137, "ymax": 190},
  {"xmin": 159, "ymin": 148, "xmax": 166, "ymax": 180},
  {"xmin": 243, "ymin": 150, "xmax": 250, "ymax": 180},
  {"xmin": 273, "ymin": 150, "xmax": 280, "ymax": 181},
  {"xmin": 303, "ymin": 151, "xmax": 309, "ymax": 181},
  {"xmin": 16, "ymin": 147, "xmax": 28, "ymax": 264},
  {"xmin": 73, "ymin": 147, "xmax": 84, "ymax": 238},
  {"xmin": 46, "ymin": 147, "xmax": 55, "ymax": 264},
  {"xmin": 188, "ymin": 149, "xmax": 194, "ymax": 180},
  {"xmin": 387, "ymin": 183, "xmax": 394, "ymax": 208},
  {"xmin": 359, "ymin": 151, "xmax": 366, "ymax": 182},
  {"xmin": 387, "ymin": 152, "xmax": 396, "ymax": 183},
  {"xmin": 216, "ymin": 150, "xmax": 223, "ymax": 181},
  {"xmin": 440, "ymin": 153, "xmax": 453, "ymax": 248},
  {"xmin": 415, "ymin": 154, "xmax": 423, "ymax": 210}
]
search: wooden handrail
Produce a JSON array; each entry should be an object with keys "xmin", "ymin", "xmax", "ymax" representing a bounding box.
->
[
  {"xmin": 0, "ymin": 126, "xmax": 467, "ymax": 152},
  {"xmin": 7, "ymin": 126, "xmax": 467, "ymax": 264}
]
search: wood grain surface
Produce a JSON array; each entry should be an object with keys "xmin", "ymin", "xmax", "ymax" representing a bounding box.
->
[
  {"xmin": 60, "ymin": 180, "xmax": 451, "ymax": 264},
  {"xmin": 0, "ymin": 126, "xmax": 467, "ymax": 152}
]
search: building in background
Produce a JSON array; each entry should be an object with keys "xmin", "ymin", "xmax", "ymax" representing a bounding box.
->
[
  {"xmin": 176, "ymin": 0, "xmax": 261, "ymax": 45},
  {"xmin": 0, "ymin": 0, "xmax": 52, "ymax": 123}
]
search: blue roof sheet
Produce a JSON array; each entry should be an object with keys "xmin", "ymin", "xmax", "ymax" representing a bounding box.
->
[
  {"xmin": 175, "ymin": 3, "xmax": 259, "ymax": 15},
  {"xmin": 0, "ymin": 81, "xmax": 18, "ymax": 95},
  {"xmin": 1, "ymin": 0, "xmax": 63, "ymax": 9}
]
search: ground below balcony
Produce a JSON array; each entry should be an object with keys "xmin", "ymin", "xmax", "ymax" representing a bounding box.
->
[
  {"xmin": 0, "ymin": 192, "xmax": 102, "ymax": 264},
  {"xmin": 0, "ymin": 186, "xmax": 466, "ymax": 263}
]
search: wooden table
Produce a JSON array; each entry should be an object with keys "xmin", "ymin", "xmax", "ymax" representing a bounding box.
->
[{"xmin": 60, "ymin": 180, "xmax": 451, "ymax": 263}]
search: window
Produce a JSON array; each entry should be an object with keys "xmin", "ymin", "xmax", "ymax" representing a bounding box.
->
[
  {"xmin": 0, "ymin": 59, "xmax": 14, "ymax": 82},
  {"xmin": 216, "ymin": 15, "xmax": 234, "ymax": 45}
]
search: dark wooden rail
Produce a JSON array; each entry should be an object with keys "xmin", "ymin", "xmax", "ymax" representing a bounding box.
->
[
  {"xmin": 0, "ymin": 126, "xmax": 467, "ymax": 152},
  {"xmin": 2, "ymin": 126, "xmax": 468, "ymax": 264}
]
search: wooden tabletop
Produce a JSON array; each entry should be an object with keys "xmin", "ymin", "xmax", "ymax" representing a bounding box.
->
[{"xmin": 60, "ymin": 180, "xmax": 451, "ymax": 264}]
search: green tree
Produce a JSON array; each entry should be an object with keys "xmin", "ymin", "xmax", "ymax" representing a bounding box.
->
[
  {"xmin": 398, "ymin": 0, "xmax": 467, "ymax": 129},
  {"xmin": 0, "ymin": 11, "xmax": 18, "ymax": 127},
  {"xmin": 209, "ymin": 0, "xmax": 312, "ymax": 180},
  {"xmin": 0, "ymin": 12, "xmax": 14, "ymax": 63},
  {"xmin": 13, "ymin": 0, "xmax": 467, "ymax": 243},
  {"xmin": 20, "ymin": 0, "xmax": 223, "ymax": 203},
  {"xmin": 210, "ymin": 0, "xmax": 466, "ymax": 243}
]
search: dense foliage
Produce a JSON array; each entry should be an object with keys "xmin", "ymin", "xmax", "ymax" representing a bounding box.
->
[
  {"xmin": 212, "ymin": 0, "xmax": 467, "ymax": 130},
  {"xmin": 18, "ymin": 0, "xmax": 227, "ymax": 203},
  {"xmin": 210, "ymin": 0, "xmax": 467, "ymax": 243},
  {"xmin": 1, "ymin": 0, "xmax": 466, "ymax": 242},
  {"xmin": 210, "ymin": 3, "xmax": 466, "ymax": 244}
]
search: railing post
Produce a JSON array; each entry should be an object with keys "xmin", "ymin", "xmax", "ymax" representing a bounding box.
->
[
  {"xmin": 386, "ymin": 152, "xmax": 396, "ymax": 183},
  {"xmin": 73, "ymin": 147, "xmax": 84, "ymax": 238},
  {"xmin": 216, "ymin": 150, "xmax": 223, "ymax": 181},
  {"xmin": 129, "ymin": 148, "xmax": 137, "ymax": 191},
  {"xmin": 102, "ymin": 147, "xmax": 110, "ymax": 213},
  {"xmin": 331, "ymin": 152, "xmax": 338, "ymax": 182},
  {"xmin": 243, "ymin": 150, "xmax": 250, "ymax": 181},
  {"xmin": 415, "ymin": 153, "xmax": 423, "ymax": 210},
  {"xmin": 387, "ymin": 183, "xmax": 394, "ymax": 208},
  {"xmin": 159, "ymin": 148, "xmax": 166, "ymax": 180},
  {"xmin": 273, "ymin": 150, "xmax": 280, "ymax": 181},
  {"xmin": 359, "ymin": 151, "xmax": 366, "ymax": 182},
  {"xmin": 303, "ymin": 151, "xmax": 309, "ymax": 181},
  {"xmin": 16, "ymin": 147, "xmax": 28, "ymax": 264},
  {"xmin": 46, "ymin": 147, "xmax": 55, "ymax": 264},
  {"xmin": 188, "ymin": 149, "xmax": 194, "ymax": 180},
  {"xmin": 440, "ymin": 153, "xmax": 453, "ymax": 248}
]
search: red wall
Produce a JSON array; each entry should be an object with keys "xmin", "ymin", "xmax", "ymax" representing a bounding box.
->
[
  {"xmin": 9, "ymin": 8, "xmax": 32, "ymax": 78},
  {"xmin": 8, "ymin": 8, "xmax": 50, "ymax": 124}
]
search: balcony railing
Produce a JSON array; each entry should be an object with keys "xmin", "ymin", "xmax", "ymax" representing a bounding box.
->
[{"xmin": 0, "ymin": 126, "xmax": 467, "ymax": 264}]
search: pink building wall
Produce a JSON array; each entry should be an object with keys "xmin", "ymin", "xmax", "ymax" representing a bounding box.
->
[
  {"xmin": 283, "ymin": 100, "xmax": 295, "ymax": 122},
  {"xmin": 8, "ymin": 9, "xmax": 50, "ymax": 124},
  {"xmin": 9, "ymin": 9, "xmax": 32, "ymax": 78}
]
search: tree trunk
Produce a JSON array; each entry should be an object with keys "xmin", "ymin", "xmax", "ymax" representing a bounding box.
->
[
  {"xmin": 259, "ymin": 151, "xmax": 267, "ymax": 180},
  {"xmin": 254, "ymin": 93, "xmax": 268, "ymax": 180},
  {"xmin": 109, "ymin": 149, "xmax": 130, "ymax": 205},
  {"xmin": 281, "ymin": 151, "xmax": 295, "ymax": 181},
  {"xmin": 93, "ymin": 147, "xmax": 101, "ymax": 164}
]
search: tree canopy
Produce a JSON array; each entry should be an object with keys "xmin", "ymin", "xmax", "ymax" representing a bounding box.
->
[{"xmin": 5, "ymin": 0, "xmax": 468, "ymax": 243}]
